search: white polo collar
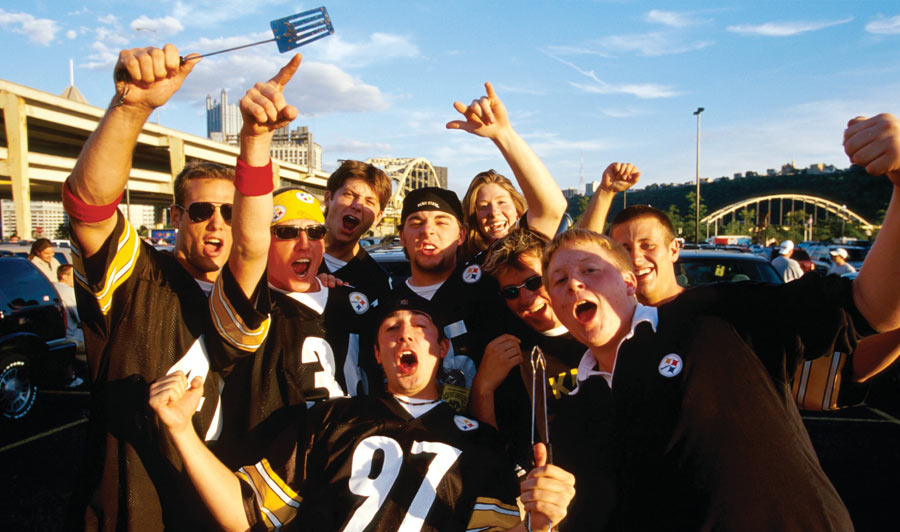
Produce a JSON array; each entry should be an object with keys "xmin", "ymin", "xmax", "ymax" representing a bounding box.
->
[{"xmin": 571, "ymin": 303, "xmax": 659, "ymax": 393}]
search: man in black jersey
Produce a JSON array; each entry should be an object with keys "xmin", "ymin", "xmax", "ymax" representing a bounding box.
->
[
  {"xmin": 318, "ymin": 160, "xmax": 394, "ymax": 298},
  {"xmin": 394, "ymin": 187, "xmax": 506, "ymax": 411},
  {"xmin": 542, "ymin": 113, "xmax": 900, "ymax": 532},
  {"xmin": 149, "ymin": 297, "xmax": 576, "ymax": 531},
  {"xmin": 63, "ymin": 44, "xmax": 236, "ymax": 530},
  {"xmin": 206, "ymin": 56, "xmax": 383, "ymax": 468}
]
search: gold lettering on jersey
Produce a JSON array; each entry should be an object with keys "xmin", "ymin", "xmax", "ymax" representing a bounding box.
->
[{"xmin": 547, "ymin": 368, "xmax": 578, "ymax": 399}]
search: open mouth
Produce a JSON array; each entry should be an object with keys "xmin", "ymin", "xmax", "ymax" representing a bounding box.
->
[
  {"xmin": 487, "ymin": 220, "xmax": 508, "ymax": 234},
  {"xmin": 635, "ymin": 266, "xmax": 653, "ymax": 280},
  {"xmin": 574, "ymin": 300, "xmax": 597, "ymax": 324},
  {"xmin": 342, "ymin": 215, "xmax": 360, "ymax": 233},
  {"xmin": 397, "ymin": 350, "xmax": 418, "ymax": 376},
  {"xmin": 291, "ymin": 258, "xmax": 311, "ymax": 277},
  {"xmin": 524, "ymin": 301, "xmax": 547, "ymax": 316},
  {"xmin": 203, "ymin": 238, "xmax": 224, "ymax": 256},
  {"xmin": 418, "ymin": 242, "xmax": 438, "ymax": 255}
]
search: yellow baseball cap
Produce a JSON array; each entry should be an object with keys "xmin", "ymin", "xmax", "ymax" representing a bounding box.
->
[{"xmin": 272, "ymin": 188, "xmax": 324, "ymax": 225}]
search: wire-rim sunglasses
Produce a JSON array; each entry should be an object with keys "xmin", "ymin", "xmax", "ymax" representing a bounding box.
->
[{"xmin": 173, "ymin": 202, "xmax": 233, "ymax": 225}]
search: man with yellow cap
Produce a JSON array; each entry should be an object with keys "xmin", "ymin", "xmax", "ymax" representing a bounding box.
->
[{"xmin": 201, "ymin": 55, "xmax": 381, "ymax": 469}]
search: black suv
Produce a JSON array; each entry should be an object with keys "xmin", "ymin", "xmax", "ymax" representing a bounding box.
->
[{"xmin": 0, "ymin": 257, "xmax": 77, "ymax": 421}]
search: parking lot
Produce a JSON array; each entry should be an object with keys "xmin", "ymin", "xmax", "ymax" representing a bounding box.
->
[{"xmin": 1, "ymin": 377, "xmax": 899, "ymax": 531}]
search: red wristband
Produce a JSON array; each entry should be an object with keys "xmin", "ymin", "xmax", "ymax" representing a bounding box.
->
[
  {"xmin": 62, "ymin": 180, "xmax": 124, "ymax": 223},
  {"xmin": 234, "ymin": 158, "xmax": 274, "ymax": 196}
]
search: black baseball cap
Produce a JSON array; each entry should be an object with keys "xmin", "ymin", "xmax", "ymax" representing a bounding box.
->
[
  {"xmin": 374, "ymin": 295, "xmax": 446, "ymax": 341},
  {"xmin": 400, "ymin": 187, "xmax": 463, "ymax": 225}
]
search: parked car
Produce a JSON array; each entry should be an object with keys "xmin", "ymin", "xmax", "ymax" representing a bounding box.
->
[
  {"xmin": 0, "ymin": 257, "xmax": 77, "ymax": 421},
  {"xmin": 676, "ymin": 249, "xmax": 783, "ymax": 288},
  {"xmin": 370, "ymin": 248, "xmax": 411, "ymax": 289},
  {"xmin": 806, "ymin": 244, "xmax": 868, "ymax": 272},
  {"xmin": 0, "ymin": 241, "xmax": 72, "ymax": 265}
]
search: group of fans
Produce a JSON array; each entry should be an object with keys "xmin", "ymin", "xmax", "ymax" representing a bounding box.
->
[{"xmin": 60, "ymin": 44, "xmax": 900, "ymax": 532}]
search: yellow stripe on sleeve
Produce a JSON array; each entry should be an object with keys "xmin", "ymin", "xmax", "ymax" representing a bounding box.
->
[
  {"xmin": 466, "ymin": 496, "xmax": 523, "ymax": 532},
  {"xmin": 792, "ymin": 352, "xmax": 845, "ymax": 411},
  {"xmin": 237, "ymin": 459, "xmax": 302, "ymax": 531},
  {"xmin": 72, "ymin": 220, "xmax": 141, "ymax": 315},
  {"xmin": 209, "ymin": 275, "xmax": 271, "ymax": 351}
]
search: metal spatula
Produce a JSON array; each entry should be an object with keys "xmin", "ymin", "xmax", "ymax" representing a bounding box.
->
[{"xmin": 114, "ymin": 7, "xmax": 334, "ymax": 83}]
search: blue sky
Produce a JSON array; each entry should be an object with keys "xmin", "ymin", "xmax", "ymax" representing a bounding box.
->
[{"xmin": 2, "ymin": 1, "xmax": 900, "ymax": 196}]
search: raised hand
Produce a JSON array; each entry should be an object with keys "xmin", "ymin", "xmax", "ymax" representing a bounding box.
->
[
  {"xmin": 601, "ymin": 162, "xmax": 641, "ymax": 193},
  {"xmin": 520, "ymin": 443, "xmax": 577, "ymax": 531},
  {"xmin": 148, "ymin": 371, "xmax": 205, "ymax": 436},
  {"xmin": 843, "ymin": 113, "xmax": 900, "ymax": 185},
  {"xmin": 474, "ymin": 334, "xmax": 523, "ymax": 393},
  {"xmin": 113, "ymin": 44, "xmax": 199, "ymax": 112},
  {"xmin": 240, "ymin": 54, "xmax": 302, "ymax": 140},
  {"xmin": 446, "ymin": 82, "xmax": 511, "ymax": 140}
]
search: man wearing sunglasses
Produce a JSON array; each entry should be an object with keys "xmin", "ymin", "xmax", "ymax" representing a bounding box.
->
[{"xmin": 62, "ymin": 44, "xmax": 236, "ymax": 531}]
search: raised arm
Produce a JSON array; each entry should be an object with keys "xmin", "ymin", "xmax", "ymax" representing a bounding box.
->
[
  {"xmin": 577, "ymin": 162, "xmax": 641, "ymax": 232},
  {"xmin": 148, "ymin": 373, "xmax": 249, "ymax": 531},
  {"xmin": 65, "ymin": 45, "xmax": 198, "ymax": 258},
  {"xmin": 844, "ymin": 113, "xmax": 900, "ymax": 332},
  {"xmin": 447, "ymin": 82, "xmax": 566, "ymax": 239},
  {"xmin": 228, "ymin": 55, "xmax": 301, "ymax": 297}
]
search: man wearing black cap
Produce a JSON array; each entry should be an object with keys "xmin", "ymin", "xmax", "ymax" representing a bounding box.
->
[
  {"xmin": 394, "ymin": 187, "xmax": 507, "ymax": 412},
  {"xmin": 149, "ymin": 296, "xmax": 576, "ymax": 532}
]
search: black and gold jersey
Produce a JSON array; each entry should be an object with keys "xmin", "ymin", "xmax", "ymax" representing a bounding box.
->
[
  {"xmin": 69, "ymin": 212, "xmax": 225, "ymax": 531},
  {"xmin": 318, "ymin": 246, "xmax": 392, "ymax": 300},
  {"xmin": 238, "ymin": 396, "xmax": 521, "ymax": 532},
  {"xmin": 394, "ymin": 262, "xmax": 506, "ymax": 412}
]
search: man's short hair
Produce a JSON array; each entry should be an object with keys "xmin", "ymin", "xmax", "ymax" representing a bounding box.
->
[
  {"xmin": 172, "ymin": 162, "xmax": 235, "ymax": 207},
  {"xmin": 610, "ymin": 205, "xmax": 676, "ymax": 243},
  {"xmin": 483, "ymin": 228, "xmax": 548, "ymax": 278},
  {"xmin": 57, "ymin": 263, "xmax": 74, "ymax": 281},
  {"xmin": 326, "ymin": 160, "xmax": 392, "ymax": 211},
  {"xmin": 542, "ymin": 228, "xmax": 634, "ymax": 288}
]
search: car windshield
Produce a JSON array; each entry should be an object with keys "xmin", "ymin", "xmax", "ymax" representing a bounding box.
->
[
  {"xmin": 676, "ymin": 256, "xmax": 782, "ymax": 287},
  {"xmin": 0, "ymin": 258, "xmax": 58, "ymax": 308}
]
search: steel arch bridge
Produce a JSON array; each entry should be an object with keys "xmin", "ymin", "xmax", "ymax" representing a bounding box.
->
[
  {"xmin": 365, "ymin": 157, "xmax": 442, "ymax": 223},
  {"xmin": 700, "ymin": 193, "xmax": 875, "ymax": 236}
]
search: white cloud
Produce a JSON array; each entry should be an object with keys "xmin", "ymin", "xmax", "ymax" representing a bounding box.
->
[
  {"xmin": 543, "ymin": 44, "xmax": 612, "ymax": 58},
  {"xmin": 183, "ymin": 31, "xmax": 272, "ymax": 54},
  {"xmin": 546, "ymin": 53, "xmax": 681, "ymax": 99},
  {"xmin": 172, "ymin": 0, "xmax": 291, "ymax": 27},
  {"xmin": 727, "ymin": 17, "xmax": 853, "ymax": 37},
  {"xmin": 326, "ymin": 139, "xmax": 393, "ymax": 154},
  {"xmin": 175, "ymin": 51, "xmax": 389, "ymax": 115},
  {"xmin": 98, "ymin": 14, "xmax": 117, "ymax": 25},
  {"xmin": 130, "ymin": 15, "xmax": 184, "ymax": 37},
  {"xmin": 598, "ymin": 32, "xmax": 712, "ymax": 56},
  {"xmin": 599, "ymin": 107, "xmax": 651, "ymax": 118},
  {"xmin": 66, "ymin": 29, "xmax": 77, "ymax": 39},
  {"xmin": 316, "ymin": 33, "xmax": 422, "ymax": 68},
  {"xmin": 645, "ymin": 10, "xmax": 700, "ymax": 28},
  {"xmin": 865, "ymin": 15, "xmax": 900, "ymax": 34},
  {"xmin": 0, "ymin": 8, "xmax": 59, "ymax": 46}
]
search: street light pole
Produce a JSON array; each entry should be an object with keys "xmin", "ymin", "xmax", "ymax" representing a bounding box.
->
[
  {"xmin": 841, "ymin": 204, "xmax": 846, "ymax": 241},
  {"xmin": 694, "ymin": 107, "xmax": 704, "ymax": 243}
]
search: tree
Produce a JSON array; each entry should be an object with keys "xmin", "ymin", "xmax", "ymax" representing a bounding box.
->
[
  {"xmin": 684, "ymin": 191, "xmax": 708, "ymax": 243},
  {"xmin": 55, "ymin": 221, "xmax": 71, "ymax": 240}
]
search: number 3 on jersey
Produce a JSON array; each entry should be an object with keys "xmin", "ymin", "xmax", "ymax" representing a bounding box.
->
[
  {"xmin": 301, "ymin": 337, "xmax": 344, "ymax": 399},
  {"xmin": 344, "ymin": 436, "xmax": 462, "ymax": 532}
]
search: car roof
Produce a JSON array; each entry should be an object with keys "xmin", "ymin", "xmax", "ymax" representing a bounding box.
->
[{"xmin": 677, "ymin": 249, "xmax": 771, "ymax": 262}]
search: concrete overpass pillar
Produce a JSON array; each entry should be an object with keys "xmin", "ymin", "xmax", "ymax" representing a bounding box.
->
[
  {"xmin": 1, "ymin": 91, "xmax": 32, "ymax": 239},
  {"xmin": 167, "ymin": 135, "xmax": 185, "ymax": 197}
]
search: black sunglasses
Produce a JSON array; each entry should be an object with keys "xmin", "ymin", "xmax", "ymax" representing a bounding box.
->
[
  {"xmin": 271, "ymin": 224, "xmax": 327, "ymax": 241},
  {"xmin": 174, "ymin": 202, "xmax": 232, "ymax": 225},
  {"xmin": 499, "ymin": 275, "xmax": 543, "ymax": 299}
]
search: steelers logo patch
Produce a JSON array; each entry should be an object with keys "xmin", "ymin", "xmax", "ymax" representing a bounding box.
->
[
  {"xmin": 349, "ymin": 291, "xmax": 370, "ymax": 314},
  {"xmin": 296, "ymin": 191, "xmax": 315, "ymax": 204},
  {"xmin": 658, "ymin": 353, "xmax": 683, "ymax": 378},
  {"xmin": 462, "ymin": 264, "xmax": 482, "ymax": 284},
  {"xmin": 272, "ymin": 205, "xmax": 287, "ymax": 223},
  {"xmin": 454, "ymin": 415, "xmax": 479, "ymax": 432}
]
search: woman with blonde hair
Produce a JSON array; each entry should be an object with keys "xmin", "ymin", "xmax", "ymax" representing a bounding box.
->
[{"xmin": 448, "ymin": 83, "xmax": 567, "ymax": 262}]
